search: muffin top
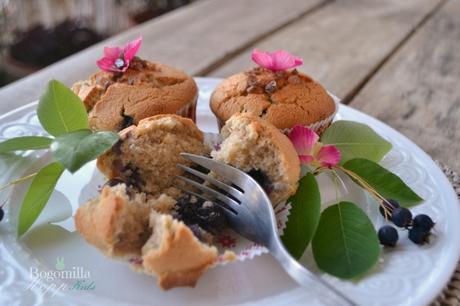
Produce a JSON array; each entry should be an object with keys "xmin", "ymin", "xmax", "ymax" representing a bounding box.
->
[
  {"xmin": 210, "ymin": 67, "xmax": 335, "ymax": 130},
  {"xmin": 72, "ymin": 57, "xmax": 198, "ymax": 131}
]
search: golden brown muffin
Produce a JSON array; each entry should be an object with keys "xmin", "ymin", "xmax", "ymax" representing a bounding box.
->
[
  {"xmin": 97, "ymin": 114, "xmax": 208, "ymax": 197},
  {"xmin": 72, "ymin": 57, "xmax": 198, "ymax": 131},
  {"xmin": 142, "ymin": 212, "xmax": 218, "ymax": 290},
  {"xmin": 210, "ymin": 67, "xmax": 336, "ymax": 134},
  {"xmin": 75, "ymin": 184, "xmax": 151, "ymax": 259},
  {"xmin": 211, "ymin": 113, "xmax": 300, "ymax": 205},
  {"xmin": 75, "ymin": 184, "xmax": 218, "ymax": 290}
]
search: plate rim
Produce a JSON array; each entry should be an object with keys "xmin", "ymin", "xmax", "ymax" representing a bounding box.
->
[{"xmin": 0, "ymin": 77, "xmax": 459, "ymax": 306}]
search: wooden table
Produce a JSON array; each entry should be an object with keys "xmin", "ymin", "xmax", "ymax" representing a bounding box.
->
[{"xmin": 1, "ymin": 0, "xmax": 459, "ymax": 172}]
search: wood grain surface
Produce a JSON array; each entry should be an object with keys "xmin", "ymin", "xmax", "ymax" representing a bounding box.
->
[
  {"xmin": 208, "ymin": 0, "xmax": 443, "ymax": 100},
  {"xmin": 0, "ymin": 0, "xmax": 324, "ymax": 112},
  {"xmin": 350, "ymin": 0, "xmax": 460, "ymax": 172}
]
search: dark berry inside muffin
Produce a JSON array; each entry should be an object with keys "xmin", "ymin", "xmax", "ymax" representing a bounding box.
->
[
  {"xmin": 247, "ymin": 169, "xmax": 274, "ymax": 194},
  {"xmin": 173, "ymin": 194, "xmax": 227, "ymax": 236}
]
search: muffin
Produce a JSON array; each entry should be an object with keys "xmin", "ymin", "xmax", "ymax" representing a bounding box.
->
[
  {"xmin": 210, "ymin": 67, "xmax": 336, "ymax": 134},
  {"xmin": 97, "ymin": 114, "xmax": 208, "ymax": 197},
  {"xmin": 72, "ymin": 57, "xmax": 198, "ymax": 131},
  {"xmin": 211, "ymin": 113, "xmax": 300, "ymax": 205},
  {"xmin": 75, "ymin": 184, "xmax": 219, "ymax": 290}
]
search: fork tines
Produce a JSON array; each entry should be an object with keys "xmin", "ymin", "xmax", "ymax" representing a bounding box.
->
[{"xmin": 175, "ymin": 154, "xmax": 246, "ymax": 214}]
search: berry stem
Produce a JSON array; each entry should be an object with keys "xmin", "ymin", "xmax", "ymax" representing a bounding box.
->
[
  {"xmin": 312, "ymin": 166, "xmax": 328, "ymax": 176},
  {"xmin": 313, "ymin": 167, "xmax": 348, "ymax": 202},
  {"xmin": 333, "ymin": 165, "xmax": 392, "ymax": 217},
  {"xmin": 0, "ymin": 172, "xmax": 37, "ymax": 192}
]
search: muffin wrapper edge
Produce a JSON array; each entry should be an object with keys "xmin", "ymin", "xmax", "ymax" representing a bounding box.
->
[
  {"xmin": 282, "ymin": 93, "xmax": 340, "ymax": 135},
  {"xmin": 175, "ymin": 93, "xmax": 198, "ymax": 123}
]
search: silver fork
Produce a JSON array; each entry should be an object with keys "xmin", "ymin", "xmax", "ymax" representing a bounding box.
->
[{"xmin": 176, "ymin": 153, "xmax": 358, "ymax": 306}]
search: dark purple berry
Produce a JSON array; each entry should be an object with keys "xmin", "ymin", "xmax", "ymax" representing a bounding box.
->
[
  {"xmin": 0, "ymin": 206, "xmax": 4, "ymax": 222},
  {"xmin": 247, "ymin": 170, "xmax": 273, "ymax": 194},
  {"xmin": 413, "ymin": 214, "xmax": 435, "ymax": 232},
  {"xmin": 408, "ymin": 227, "xmax": 430, "ymax": 245},
  {"xmin": 120, "ymin": 114, "xmax": 134, "ymax": 130},
  {"xmin": 378, "ymin": 225, "xmax": 398, "ymax": 247},
  {"xmin": 104, "ymin": 178, "xmax": 125, "ymax": 187},
  {"xmin": 391, "ymin": 207, "xmax": 412, "ymax": 228},
  {"xmin": 379, "ymin": 199, "xmax": 400, "ymax": 219}
]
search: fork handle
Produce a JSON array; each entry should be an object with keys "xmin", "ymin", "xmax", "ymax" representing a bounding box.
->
[{"xmin": 269, "ymin": 235, "xmax": 359, "ymax": 306}]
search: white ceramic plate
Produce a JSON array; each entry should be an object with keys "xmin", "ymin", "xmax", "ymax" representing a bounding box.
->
[{"xmin": 0, "ymin": 78, "xmax": 459, "ymax": 306}]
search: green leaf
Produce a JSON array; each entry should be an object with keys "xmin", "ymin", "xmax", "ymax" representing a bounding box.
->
[
  {"xmin": 18, "ymin": 162, "xmax": 65, "ymax": 236},
  {"xmin": 343, "ymin": 158, "xmax": 423, "ymax": 207},
  {"xmin": 37, "ymin": 80, "xmax": 89, "ymax": 136},
  {"xmin": 50, "ymin": 129, "xmax": 119, "ymax": 173},
  {"xmin": 321, "ymin": 120, "xmax": 392, "ymax": 164},
  {"xmin": 0, "ymin": 136, "xmax": 53, "ymax": 153},
  {"xmin": 281, "ymin": 173, "xmax": 321, "ymax": 259},
  {"xmin": 312, "ymin": 201, "xmax": 380, "ymax": 279}
]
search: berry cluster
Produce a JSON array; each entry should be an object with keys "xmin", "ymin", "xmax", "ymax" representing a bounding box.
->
[
  {"xmin": 377, "ymin": 199, "xmax": 435, "ymax": 247},
  {"xmin": 173, "ymin": 194, "xmax": 228, "ymax": 236}
]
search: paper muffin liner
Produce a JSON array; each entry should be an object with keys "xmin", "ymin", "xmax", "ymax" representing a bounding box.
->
[
  {"xmin": 214, "ymin": 93, "xmax": 339, "ymax": 135},
  {"xmin": 282, "ymin": 93, "xmax": 340, "ymax": 135},
  {"xmin": 175, "ymin": 92, "xmax": 198, "ymax": 123},
  {"xmin": 214, "ymin": 201, "xmax": 292, "ymax": 265}
]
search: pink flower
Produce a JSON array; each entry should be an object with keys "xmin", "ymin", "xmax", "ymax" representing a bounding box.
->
[
  {"xmin": 96, "ymin": 36, "xmax": 142, "ymax": 73},
  {"xmin": 288, "ymin": 125, "xmax": 341, "ymax": 167},
  {"xmin": 251, "ymin": 49, "xmax": 303, "ymax": 72}
]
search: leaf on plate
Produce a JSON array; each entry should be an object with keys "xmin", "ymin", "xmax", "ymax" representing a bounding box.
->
[
  {"xmin": 343, "ymin": 158, "xmax": 423, "ymax": 207},
  {"xmin": 312, "ymin": 201, "xmax": 380, "ymax": 279},
  {"xmin": 50, "ymin": 129, "xmax": 119, "ymax": 173},
  {"xmin": 281, "ymin": 173, "xmax": 321, "ymax": 259},
  {"xmin": 0, "ymin": 136, "xmax": 53, "ymax": 153},
  {"xmin": 321, "ymin": 120, "xmax": 392, "ymax": 164},
  {"xmin": 37, "ymin": 80, "xmax": 89, "ymax": 136},
  {"xmin": 18, "ymin": 162, "xmax": 65, "ymax": 237}
]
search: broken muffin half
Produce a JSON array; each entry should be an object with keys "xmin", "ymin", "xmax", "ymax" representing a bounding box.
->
[
  {"xmin": 75, "ymin": 184, "xmax": 219, "ymax": 289},
  {"xmin": 212, "ymin": 113, "xmax": 300, "ymax": 205}
]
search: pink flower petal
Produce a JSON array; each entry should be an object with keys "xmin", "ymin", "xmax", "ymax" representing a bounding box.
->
[
  {"xmin": 316, "ymin": 145, "xmax": 341, "ymax": 167},
  {"xmin": 299, "ymin": 155, "xmax": 315, "ymax": 165},
  {"xmin": 103, "ymin": 46, "xmax": 122, "ymax": 60},
  {"xmin": 96, "ymin": 37, "xmax": 142, "ymax": 73},
  {"xmin": 272, "ymin": 50, "xmax": 303, "ymax": 71},
  {"xmin": 123, "ymin": 36, "xmax": 142, "ymax": 61},
  {"xmin": 251, "ymin": 49, "xmax": 303, "ymax": 71},
  {"xmin": 288, "ymin": 125, "xmax": 319, "ymax": 156},
  {"xmin": 251, "ymin": 49, "xmax": 274, "ymax": 70}
]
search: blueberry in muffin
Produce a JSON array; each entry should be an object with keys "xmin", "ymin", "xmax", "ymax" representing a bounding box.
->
[
  {"xmin": 211, "ymin": 113, "xmax": 300, "ymax": 205},
  {"xmin": 97, "ymin": 114, "xmax": 208, "ymax": 197}
]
